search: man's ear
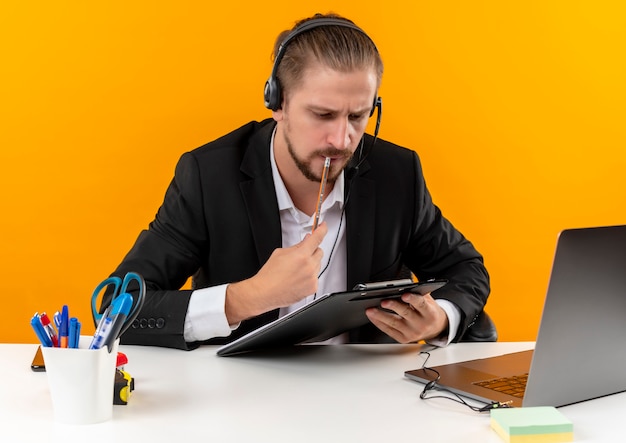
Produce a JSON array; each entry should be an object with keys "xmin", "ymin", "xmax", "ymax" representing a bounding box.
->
[{"xmin": 272, "ymin": 108, "xmax": 284, "ymax": 122}]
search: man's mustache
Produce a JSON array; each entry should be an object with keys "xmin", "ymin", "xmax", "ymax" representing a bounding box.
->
[{"xmin": 313, "ymin": 149, "xmax": 352, "ymax": 160}]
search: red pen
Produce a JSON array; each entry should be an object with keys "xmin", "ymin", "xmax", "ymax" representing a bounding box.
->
[{"xmin": 39, "ymin": 312, "xmax": 59, "ymax": 347}]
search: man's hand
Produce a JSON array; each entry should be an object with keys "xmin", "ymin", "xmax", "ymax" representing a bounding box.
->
[
  {"xmin": 225, "ymin": 222, "xmax": 328, "ymax": 324},
  {"xmin": 365, "ymin": 292, "xmax": 449, "ymax": 343}
]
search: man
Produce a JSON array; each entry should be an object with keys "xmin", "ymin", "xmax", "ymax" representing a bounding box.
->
[{"xmin": 106, "ymin": 13, "xmax": 490, "ymax": 350}]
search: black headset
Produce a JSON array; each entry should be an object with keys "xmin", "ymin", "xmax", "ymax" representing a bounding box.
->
[{"xmin": 263, "ymin": 17, "xmax": 382, "ymax": 121}]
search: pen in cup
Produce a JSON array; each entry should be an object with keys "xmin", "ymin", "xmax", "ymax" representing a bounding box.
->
[
  {"xmin": 59, "ymin": 305, "xmax": 69, "ymax": 348},
  {"xmin": 31, "ymin": 313, "xmax": 53, "ymax": 347},
  {"xmin": 90, "ymin": 293, "xmax": 133, "ymax": 351},
  {"xmin": 39, "ymin": 312, "xmax": 59, "ymax": 347},
  {"xmin": 312, "ymin": 157, "xmax": 331, "ymax": 232},
  {"xmin": 89, "ymin": 317, "xmax": 112, "ymax": 350},
  {"xmin": 68, "ymin": 317, "xmax": 81, "ymax": 349},
  {"xmin": 101, "ymin": 293, "xmax": 132, "ymax": 352},
  {"xmin": 30, "ymin": 307, "xmax": 83, "ymax": 349},
  {"xmin": 93, "ymin": 304, "xmax": 112, "ymax": 338}
]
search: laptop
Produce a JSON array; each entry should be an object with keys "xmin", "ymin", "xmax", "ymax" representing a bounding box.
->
[{"xmin": 405, "ymin": 224, "xmax": 626, "ymax": 408}]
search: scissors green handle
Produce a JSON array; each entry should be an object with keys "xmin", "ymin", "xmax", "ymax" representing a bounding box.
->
[{"xmin": 91, "ymin": 272, "xmax": 146, "ymax": 330}]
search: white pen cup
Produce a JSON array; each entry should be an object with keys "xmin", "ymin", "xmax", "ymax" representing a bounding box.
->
[{"xmin": 41, "ymin": 336, "xmax": 119, "ymax": 424}]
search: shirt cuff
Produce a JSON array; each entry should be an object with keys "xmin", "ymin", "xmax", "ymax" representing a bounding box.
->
[
  {"xmin": 426, "ymin": 299, "xmax": 461, "ymax": 347},
  {"xmin": 184, "ymin": 284, "xmax": 237, "ymax": 342}
]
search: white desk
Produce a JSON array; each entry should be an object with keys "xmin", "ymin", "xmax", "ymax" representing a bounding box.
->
[{"xmin": 0, "ymin": 342, "xmax": 621, "ymax": 442}]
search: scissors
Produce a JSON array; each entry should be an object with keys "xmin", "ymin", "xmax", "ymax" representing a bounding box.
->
[{"xmin": 91, "ymin": 272, "xmax": 146, "ymax": 339}]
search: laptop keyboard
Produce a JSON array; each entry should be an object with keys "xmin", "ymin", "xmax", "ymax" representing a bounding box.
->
[{"xmin": 472, "ymin": 373, "xmax": 528, "ymax": 398}]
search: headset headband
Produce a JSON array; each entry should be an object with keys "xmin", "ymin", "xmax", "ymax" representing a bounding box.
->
[{"xmin": 263, "ymin": 17, "xmax": 380, "ymax": 111}]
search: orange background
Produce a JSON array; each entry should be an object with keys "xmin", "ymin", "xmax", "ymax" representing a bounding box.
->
[{"xmin": 2, "ymin": 2, "xmax": 625, "ymax": 344}]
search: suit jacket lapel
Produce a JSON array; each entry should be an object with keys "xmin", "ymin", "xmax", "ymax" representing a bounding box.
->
[
  {"xmin": 239, "ymin": 122, "xmax": 282, "ymax": 267},
  {"xmin": 345, "ymin": 163, "xmax": 376, "ymax": 289}
]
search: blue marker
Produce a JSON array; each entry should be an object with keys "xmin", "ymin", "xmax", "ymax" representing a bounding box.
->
[
  {"xmin": 59, "ymin": 305, "xmax": 69, "ymax": 348},
  {"xmin": 68, "ymin": 317, "xmax": 81, "ymax": 349},
  {"xmin": 30, "ymin": 314, "xmax": 53, "ymax": 347}
]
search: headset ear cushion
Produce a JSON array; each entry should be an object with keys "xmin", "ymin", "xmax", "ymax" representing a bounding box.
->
[
  {"xmin": 263, "ymin": 80, "xmax": 272, "ymax": 109},
  {"xmin": 264, "ymin": 77, "xmax": 281, "ymax": 110}
]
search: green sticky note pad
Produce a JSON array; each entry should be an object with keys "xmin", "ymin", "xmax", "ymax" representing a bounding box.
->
[{"xmin": 491, "ymin": 406, "xmax": 573, "ymax": 442}]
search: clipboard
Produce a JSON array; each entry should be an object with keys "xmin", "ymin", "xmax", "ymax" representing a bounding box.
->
[{"xmin": 216, "ymin": 278, "xmax": 447, "ymax": 356}]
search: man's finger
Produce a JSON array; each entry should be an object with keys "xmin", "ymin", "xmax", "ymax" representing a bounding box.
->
[
  {"xmin": 299, "ymin": 221, "xmax": 328, "ymax": 253},
  {"xmin": 403, "ymin": 293, "xmax": 431, "ymax": 315}
]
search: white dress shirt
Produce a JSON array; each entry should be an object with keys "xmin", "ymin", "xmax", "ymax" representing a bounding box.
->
[{"xmin": 183, "ymin": 132, "xmax": 460, "ymax": 346}]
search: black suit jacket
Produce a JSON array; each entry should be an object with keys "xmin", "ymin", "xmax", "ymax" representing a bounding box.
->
[{"xmin": 109, "ymin": 119, "xmax": 490, "ymax": 349}]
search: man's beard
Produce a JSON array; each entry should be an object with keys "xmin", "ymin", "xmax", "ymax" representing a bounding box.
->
[{"xmin": 285, "ymin": 133, "xmax": 354, "ymax": 183}]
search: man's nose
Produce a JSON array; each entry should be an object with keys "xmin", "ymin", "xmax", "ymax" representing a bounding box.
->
[{"xmin": 327, "ymin": 118, "xmax": 351, "ymax": 150}]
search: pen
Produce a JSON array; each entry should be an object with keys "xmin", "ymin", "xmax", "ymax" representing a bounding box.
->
[
  {"xmin": 39, "ymin": 312, "xmax": 59, "ymax": 347},
  {"xmin": 59, "ymin": 305, "xmax": 69, "ymax": 348},
  {"xmin": 90, "ymin": 293, "xmax": 133, "ymax": 351},
  {"xmin": 53, "ymin": 311, "xmax": 61, "ymax": 329},
  {"xmin": 312, "ymin": 157, "xmax": 331, "ymax": 232},
  {"xmin": 30, "ymin": 314, "xmax": 53, "ymax": 347},
  {"xmin": 92, "ymin": 304, "xmax": 112, "ymax": 343},
  {"xmin": 69, "ymin": 317, "xmax": 81, "ymax": 349},
  {"xmin": 89, "ymin": 317, "xmax": 112, "ymax": 350},
  {"xmin": 101, "ymin": 293, "xmax": 133, "ymax": 352}
]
